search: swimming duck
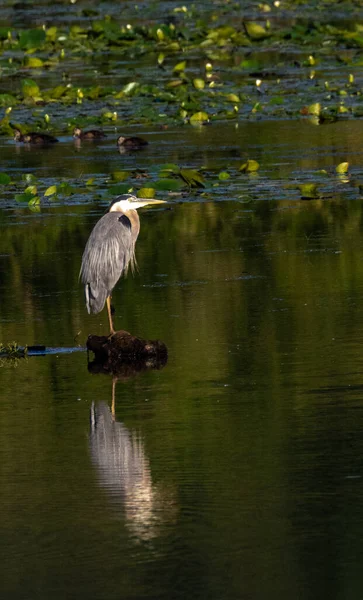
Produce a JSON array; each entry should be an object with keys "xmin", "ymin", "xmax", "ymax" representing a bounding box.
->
[
  {"xmin": 116, "ymin": 135, "xmax": 148, "ymax": 150},
  {"xmin": 13, "ymin": 129, "xmax": 59, "ymax": 144},
  {"xmin": 73, "ymin": 127, "xmax": 106, "ymax": 140}
]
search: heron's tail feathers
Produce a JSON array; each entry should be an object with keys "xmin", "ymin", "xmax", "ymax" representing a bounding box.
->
[{"xmin": 85, "ymin": 283, "xmax": 108, "ymax": 314}]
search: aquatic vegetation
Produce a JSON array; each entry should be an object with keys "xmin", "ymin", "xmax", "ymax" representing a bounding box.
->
[
  {"xmin": 0, "ymin": 1, "xmax": 361, "ymax": 135},
  {"xmin": 298, "ymin": 183, "xmax": 321, "ymax": 200},
  {"xmin": 0, "ymin": 341, "xmax": 26, "ymax": 366},
  {"xmin": 0, "ymin": 173, "xmax": 11, "ymax": 185},
  {"xmin": 0, "ymin": 1, "xmax": 361, "ymax": 213},
  {"xmin": 240, "ymin": 160, "xmax": 260, "ymax": 173},
  {"xmin": 336, "ymin": 162, "xmax": 349, "ymax": 174}
]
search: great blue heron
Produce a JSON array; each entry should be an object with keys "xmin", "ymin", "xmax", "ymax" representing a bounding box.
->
[{"xmin": 80, "ymin": 194, "xmax": 166, "ymax": 334}]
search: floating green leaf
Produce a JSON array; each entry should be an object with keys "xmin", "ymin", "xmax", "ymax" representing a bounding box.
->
[
  {"xmin": 159, "ymin": 164, "xmax": 181, "ymax": 175},
  {"xmin": 0, "ymin": 27, "xmax": 11, "ymax": 40},
  {"xmin": 44, "ymin": 185, "xmax": 57, "ymax": 197},
  {"xmin": 22, "ymin": 173, "xmax": 38, "ymax": 184},
  {"xmin": 226, "ymin": 93, "xmax": 240, "ymax": 103},
  {"xmin": 46, "ymin": 26, "xmax": 58, "ymax": 42},
  {"xmin": 336, "ymin": 162, "xmax": 349, "ymax": 174},
  {"xmin": 28, "ymin": 196, "xmax": 41, "ymax": 208},
  {"xmin": 307, "ymin": 102, "xmax": 321, "ymax": 116},
  {"xmin": 193, "ymin": 79, "xmax": 205, "ymax": 90},
  {"xmin": 190, "ymin": 111, "xmax": 209, "ymax": 125},
  {"xmin": 156, "ymin": 28, "xmax": 165, "ymax": 41},
  {"xmin": 244, "ymin": 21, "xmax": 269, "ymax": 40},
  {"xmin": 240, "ymin": 58, "xmax": 262, "ymax": 70},
  {"xmin": 166, "ymin": 79, "xmax": 184, "ymax": 88},
  {"xmin": 102, "ymin": 111, "xmax": 117, "ymax": 121},
  {"xmin": 239, "ymin": 160, "xmax": 260, "ymax": 173},
  {"xmin": 49, "ymin": 85, "xmax": 67, "ymax": 100},
  {"xmin": 180, "ymin": 169, "xmax": 205, "ymax": 188},
  {"xmin": 111, "ymin": 171, "xmax": 130, "ymax": 182},
  {"xmin": 24, "ymin": 57, "xmax": 44, "ymax": 68},
  {"xmin": 298, "ymin": 183, "xmax": 320, "ymax": 199},
  {"xmin": 15, "ymin": 191, "xmax": 37, "ymax": 203},
  {"xmin": 58, "ymin": 182, "xmax": 74, "ymax": 196},
  {"xmin": 218, "ymin": 171, "xmax": 230, "ymax": 181},
  {"xmin": 19, "ymin": 29, "xmax": 46, "ymax": 50},
  {"xmin": 0, "ymin": 173, "xmax": 11, "ymax": 185},
  {"xmin": 108, "ymin": 183, "xmax": 133, "ymax": 196},
  {"xmin": 25, "ymin": 185, "xmax": 37, "ymax": 195},
  {"xmin": 173, "ymin": 61, "xmax": 187, "ymax": 73},
  {"xmin": 154, "ymin": 179, "xmax": 184, "ymax": 191},
  {"xmin": 137, "ymin": 187, "xmax": 157, "ymax": 199},
  {"xmin": 22, "ymin": 79, "xmax": 40, "ymax": 99},
  {"xmin": 0, "ymin": 93, "xmax": 17, "ymax": 107}
]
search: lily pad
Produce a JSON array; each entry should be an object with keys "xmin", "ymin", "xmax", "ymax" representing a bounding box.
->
[
  {"xmin": 19, "ymin": 29, "xmax": 46, "ymax": 50},
  {"xmin": 307, "ymin": 102, "xmax": 321, "ymax": 116},
  {"xmin": 190, "ymin": 111, "xmax": 209, "ymax": 125},
  {"xmin": 44, "ymin": 185, "xmax": 57, "ymax": 197},
  {"xmin": 239, "ymin": 160, "xmax": 260, "ymax": 173},
  {"xmin": 111, "ymin": 171, "xmax": 130, "ymax": 182},
  {"xmin": 180, "ymin": 169, "xmax": 205, "ymax": 188},
  {"xmin": 173, "ymin": 61, "xmax": 187, "ymax": 73},
  {"xmin": 24, "ymin": 57, "xmax": 44, "ymax": 68},
  {"xmin": 22, "ymin": 173, "xmax": 37, "ymax": 184},
  {"xmin": 193, "ymin": 79, "xmax": 205, "ymax": 90},
  {"xmin": 244, "ymin": 21, "xmax": 270, "ymax": 41},
  {"xmin": 0, "ymin": 173, "xmax": 11, "ymax": 185},
  {"xmin": 159, "ymin": 164, "xmax": 181, "ymax": 175},
  {"xmin": 137, "ymin": 187, "xmax": 157, "ymax": 199},
  {"xmin": 298, "ymin": 183, "xmax": 320, "ymax": 199},
  {"xmin": 0, "ymin": 94, "xmax": 17, "ymax": 107},
  {"xmin": 22, "ymin": 79, "xmax": 41, "ymax": 99},
  {"xmin": 15, "ymin": 191, "xmax": 38, "ymax": 204},
  {"xmin": 154, "ymin": 179, "xmax": 184, "ymax": 191},
  {"xmin": 336, "ymin": 162, "xmax": 349, "ymax": 174},
  {"xmin": 108, "ymin": 183, "xmax": 133, "ymax": 196}
]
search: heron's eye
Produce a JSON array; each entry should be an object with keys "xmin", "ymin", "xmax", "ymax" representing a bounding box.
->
[{"xmin": 119, "ymin": 214, "xmax": 131, "ymax": 229}]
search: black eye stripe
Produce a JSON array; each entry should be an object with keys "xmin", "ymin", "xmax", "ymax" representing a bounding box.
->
[{"xmin": 119, "ymin": 214, "xmax": 131, "ymax": 229}]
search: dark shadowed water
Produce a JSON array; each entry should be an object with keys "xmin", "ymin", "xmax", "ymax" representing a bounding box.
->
[{"xmin": 2, "ymin": 119, "xmax": 363, "ymax": 600}]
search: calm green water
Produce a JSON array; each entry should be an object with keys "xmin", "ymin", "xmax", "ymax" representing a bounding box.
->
[{"xmin": 2, "ymin": 119, "xmax": 363, "ymax": 600}]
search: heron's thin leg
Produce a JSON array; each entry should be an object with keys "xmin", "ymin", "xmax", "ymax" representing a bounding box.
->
[
  {"xmin": 111, "ymin": 377, "xmax": 116, "ymax": 420},
  {"xmin": 106, "ymin": 296, "xmax": 115, "ymax": 335}
]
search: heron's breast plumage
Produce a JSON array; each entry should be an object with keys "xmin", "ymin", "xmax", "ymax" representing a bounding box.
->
[{"xmin": 80, "ymin": 210, "xmax": 140, "ymax": 314}]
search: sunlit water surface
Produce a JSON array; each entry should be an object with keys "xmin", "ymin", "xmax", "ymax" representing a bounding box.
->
[{"xmin": 2, "ymin": 119, "xmax": 363, "ymax": 600}]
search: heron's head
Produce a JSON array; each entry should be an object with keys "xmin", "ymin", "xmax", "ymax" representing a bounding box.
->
[
  {"xmin": 73, "ymin": 127, "xmax": 82, "ymax": 138},
  {"xmin": 116, "ymin": 136, "xmax": 125, "ymax": 146},
  {"xmin": 109, "ymin": 194, "xmax": 166, "ymax": 212}
]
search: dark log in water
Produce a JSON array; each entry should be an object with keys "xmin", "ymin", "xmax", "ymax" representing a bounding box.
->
[{"xmin": 86, "ymin": 329, "xmax": 168, "ymax": 375}]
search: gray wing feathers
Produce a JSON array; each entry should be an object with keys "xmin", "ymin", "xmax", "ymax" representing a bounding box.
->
[{"xmin": 80, "ymin": 213, "xmax": 136, "ymax": 314}]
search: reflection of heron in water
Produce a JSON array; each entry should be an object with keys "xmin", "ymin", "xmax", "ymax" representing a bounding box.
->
[
  {"xmin": 89, "ymin": 398, "xmax": 176, "ymax": 540},
  {"xmin": 90, "ymin": 400, "xmax": 149, "ymax": 500}
]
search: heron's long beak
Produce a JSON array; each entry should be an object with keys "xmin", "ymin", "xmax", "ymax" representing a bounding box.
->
[{"xmin": 133, "ymin": 198, "xmax": 167, "ymax": 209}]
